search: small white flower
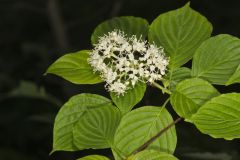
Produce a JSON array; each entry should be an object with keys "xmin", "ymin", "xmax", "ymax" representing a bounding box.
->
[
  {"xmin": 88, "ymin": 30, "xmax": 169, "ymax": 95},
  {"xmin": 132, "ymin": 37, "xmax": 146, "ymax": 52},
  {"xmin": 108, "ymin": 81, "xmax": 127, "ymax": 95},
  {"xmin": 104, "ymin": 69, "xmax": 117, "ymax": 83}
]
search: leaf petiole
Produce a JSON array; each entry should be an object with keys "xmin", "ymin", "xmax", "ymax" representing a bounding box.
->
[{"xmin": 152, "ymin": 82, "xmax": 172, "ymax": 94}]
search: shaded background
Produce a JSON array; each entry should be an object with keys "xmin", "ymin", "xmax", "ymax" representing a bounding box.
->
[{"xmin": 0, "ymin": 0, "xmax": 240, "ymax": 159}]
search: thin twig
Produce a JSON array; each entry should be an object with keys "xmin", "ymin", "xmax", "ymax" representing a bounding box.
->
[{"xmin": 130, "ymin": 117, "xmax": 182, "ymax": 155}]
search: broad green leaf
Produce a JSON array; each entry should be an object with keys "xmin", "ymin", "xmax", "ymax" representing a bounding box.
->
[
  {"xmin": 226, "ymin": 64, "xmax": 240, "ymax": 85},
  {"xmin": 73, "ymin": 103, "xmax": 121, "ymax": 149},
  {"xmin": 77, "ymin": 155, "xmax": 110, "ymax": 160},
  {"xmin": 46, "ymin": 50, "xmax": 102, "ymax": 84},
  {"xmin": 148, "ymin": 3, "xmax": 212, "ymax": 69},
  {"xmin": 91, "ymin": 16, "xmax": 149, "ymax": 44},
  {"xmin": 163, "ymin": 67, "xmax": 191, "ymax": 91},
  {"xmin": 52, "ymin": 94, "xmax": 112, "ymax": 152},
  {"xmin": 192, "ymin": 34, "xmax": 240, "ymax": 85},
  {"xmin": 128, "ymin": 150, "xmax": 179, "ymax": 160},
  {"xmin": 110, "ymin": 82, "xmax": 146, "ymax": 114},
  {"xmin": 113, "ymin": 106, "xmax": 177, "ymax": 159},
  {"xmin": 192, "ymin": 93, "xmax": 240, "ymax": 140},
  {"xmin": 170, "ymin": 78, "xmax": 220, "ymax": 119}
]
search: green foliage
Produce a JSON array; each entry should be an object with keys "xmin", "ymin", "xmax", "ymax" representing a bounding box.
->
[
  {"xmin": 52, "ymin": 94, "xmax": 113, "ymax": 152},
  {"xmin": 128, "ymin": 150, "xmax": 179, "ymax": 160},
  {"xmin": 170, "ymin": 78, "xmax": 220, "ymax": 119},
  {"xmin": 148, "ymin": 3, "xmax": 212, "ymax": 69},
  {"xmin": 91, "ymin": 16, "xmax": 149, "ymax": 44},
  {"xmin": 9, "ymin": 81, "xmax": 46, "ymax": 98},
  {"xmin": 46, "ymin": 2, "xmax": 240, "ymax": 160},
  {"xmin": 110, "ymin": 82, "xmax": 146, "ymax": 114},
  {"xmin": 192, "ymin": 93, "xmax": 240, "ymax": 140},
  {"xmin": 163, "ymin": 67, "xmax": 191, "ymax": 91},
  {"xmin": 8, "ymin": 81, "xmax": 61, "ymax": 106},
  {"xmin": 113, "ymin": 106, "xmax": 177, "ymax": 159},
  {"xmin": 226, "ymin": 64, "xmax": 240, "ymax": 85},
  {"xmin": 77, "ymin": 155, "xmax": 110, "ymax": 160},
  {"xmin": 46, "ymin": 50, "xmax": 102, "ymax": 84},
  {"xmin": 192, "ymin": 34, "xmax": 240, "ymax": 85},
  {"xmin": 73, "ymin": 103, "xmax": 121, "ymax": 149}
]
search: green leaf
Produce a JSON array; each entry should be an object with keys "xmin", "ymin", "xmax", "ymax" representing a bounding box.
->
[
  {"xmin": 226, "ymin": 64, "xmax": 240, "ymax": 85},
  {"xmin": 128, "ymin": 150, "xmax": 179, "ymax": 160},
  {"xmin": 148, "ymin": 3, "xmax": 212, "ymax": 69},
  {"xmin": 192, "ymin": 34, "xmax": 240, "ymax": 85},
  {"xmin": 73, "ymin": 102, "xmax": 121, "ymax": 149},
  {"xmin": 110, "ymin": 82, "xmax": 146, "ymax": 114},
  {"xmin": 192, "ymin": 93, "xmax": 240, "ymax": 140},
  {"xmin": 9, "ymin": 81, "xmax": 46, "ymax": 98},
  {"xmin": 91, "ymin": 16, "xmax": 149, "ymax": 44},
  {"xmin": 52, "ymin": 93, "xmax": 112, "ymax": 152},
  {"xmin": 170, "ymin": 78, "xmax": 220, "ymax": 119},
  {"xmin": 113, "ymin": 106, "xmax": 177, "ymax": 159},
  {"xmin": 163, "ymin": 67, "xmax": 191, "ymax": 91},
  {"xmin": 46, "ymin": 50, "xmax": 102, "ymax": 84},
  {"xmin": 8, "ymin": 81, "xmax": 61, "ymax": 106},
  {"xmin": 77, "ymin": 155, "xmax": 110, "ymax": 160}
]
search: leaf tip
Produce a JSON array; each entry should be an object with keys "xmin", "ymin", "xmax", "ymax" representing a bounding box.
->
[
  {"xmin": 43, "ymin": 71, "xmax": 48, "ymax": 76},
  {"xmin": 44, "ymin": 65, "xmax": 53, "ymax": 75},
  {"xmin": 224, "ymin": 137, "xmax": 234, "ymax": 141},
  {"xmin": 184, "ymin": 118, "xmax": 193, "ymax": 123},
  {"xmin": 225, "ymin": 82, "xmax": 231, "ymax": 86},
  {"xmin": 185, "ymin": 1, "xmax": 191, "ymax": 7},
  {"xmin": 49, "ymin": 149, "xmax": 55, "ymax": 155}
]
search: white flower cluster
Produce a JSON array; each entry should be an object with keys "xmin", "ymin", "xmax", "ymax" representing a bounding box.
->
[{"xmin": 88, "ymin": 30, "xmax": 169, "ymax": 95}]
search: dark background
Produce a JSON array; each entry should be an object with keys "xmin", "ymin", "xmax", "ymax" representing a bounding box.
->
[{"xmin": 0, "ymin": 0, "xmax": 240, "ymax": 160}]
